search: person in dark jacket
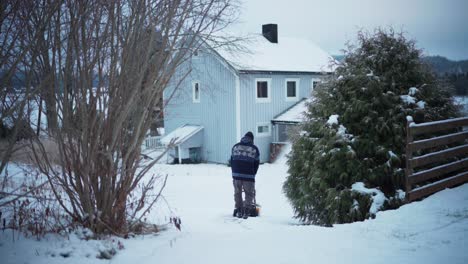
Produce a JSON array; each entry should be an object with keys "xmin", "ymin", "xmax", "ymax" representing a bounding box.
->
[{"xmin": 230, "ymin": 131, "xmax": 260, "ymax": 219}]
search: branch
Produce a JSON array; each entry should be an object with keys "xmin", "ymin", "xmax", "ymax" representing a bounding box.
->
[{"xmin": 0, "ymin": 181, "xmax": 48, "ymax": 207}]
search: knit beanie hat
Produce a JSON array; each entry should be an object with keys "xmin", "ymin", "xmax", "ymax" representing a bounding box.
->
[{"xmin": 244, "ymin": 131, "xmax": 254, "ymax": 141}]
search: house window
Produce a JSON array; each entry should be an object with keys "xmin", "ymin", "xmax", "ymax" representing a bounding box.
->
[
  {"xmin": 255, "ymin": 78, "xmax": 271, "ymax": 103},
  {"xmin": 256, "ymin": 123, "xmax": 271, "ymax": 137},
  {"xmin": 193, "ymin": 81, "xmax": 200, "ymax": 103},
  {"xmin": 285, "ymin": 78, "xmax": 299, "ymax": 101},
  {"xmin": 273, "ymin": 123, "xmax": 293, "ymax": 143},
  {"xmin": 311, "ymin": 79, "xmax": 321, "ymax": 93}
]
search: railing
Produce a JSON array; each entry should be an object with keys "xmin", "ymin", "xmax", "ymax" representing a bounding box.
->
[
  {"xmin": 144, "ymin": 136, "xmax": 164, "ymax": 149},
  {"xmin": 405, "ymin": 116, "xmax": 468, "ymax": 202}
]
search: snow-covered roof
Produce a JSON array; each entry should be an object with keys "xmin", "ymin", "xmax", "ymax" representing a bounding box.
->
[
  {"xmin": 160, "ymin": 125, "xmax": 203, "ymax": 145},
  {"xmin": 216, "ymin": 35, "xmax": 335, "ymax": 73},
  {"xmin": 272, "ymin": 98, "xmax": 310, "ymax": 123}
]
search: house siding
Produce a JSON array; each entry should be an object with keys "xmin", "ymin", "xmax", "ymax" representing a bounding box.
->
[
  {"xmin": 163, "ymin": 49, "xmax": 237, "ymax": 163},
  {"xmin": 239, "ymin": 73, "xmax": 323, "ymax": 163}
]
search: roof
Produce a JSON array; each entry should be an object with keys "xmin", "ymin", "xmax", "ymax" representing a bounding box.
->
[
  {"xmin": 272, "ymin": 98, "xmax": 310, "ymax": 124},
  {"xmin": 216, "ymin": 35, "xmax": 335, "ymax": 73},
  {"xmin": 160, "ymin": 125, "xmax": 203, "ymax": 145}
]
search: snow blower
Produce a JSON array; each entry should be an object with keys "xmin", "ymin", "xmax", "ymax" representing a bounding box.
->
[
  {"xmin": 252, "ymin": 190, "xmax": 261, "ymax": 217},
  {"xmin": 232, "ymin": 189, "xmax": 261, "ymax": 217},
  {"xmin": 252, "ymin": 202, "xmax": 261, "ymax": 217}
]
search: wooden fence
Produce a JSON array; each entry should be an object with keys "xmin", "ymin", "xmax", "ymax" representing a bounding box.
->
[{"xmin": 405, "ymin": 116, "xmax": 468, "ymax": 202}]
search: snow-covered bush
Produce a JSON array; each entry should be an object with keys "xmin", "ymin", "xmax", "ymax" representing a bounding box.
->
[{"xmin": 284, "ymin": 29, "xmax": 459, "ymax": 226}]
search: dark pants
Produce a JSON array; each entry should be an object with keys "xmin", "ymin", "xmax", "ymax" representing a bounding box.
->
[{"xmin": 233, "ymin": 179, "xmax": 255, "ymax": 209}]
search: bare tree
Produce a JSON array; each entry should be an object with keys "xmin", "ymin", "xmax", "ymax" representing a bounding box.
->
[
  {"xmin": 0, "ymin": 1, "xmax": 58, "ymax": 178},
  {"xmin": 26, "ymin": 0, "xmax": 239, "ymax": 235}
]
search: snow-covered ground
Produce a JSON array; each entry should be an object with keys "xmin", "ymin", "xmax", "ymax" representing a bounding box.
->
[
  {"xmin": 454, "ymin": 96, "xmax": 468, "ymax": 116},
  {"xmin": 1, "ymin": 148, "xmax": 468, "ymax": 264}
]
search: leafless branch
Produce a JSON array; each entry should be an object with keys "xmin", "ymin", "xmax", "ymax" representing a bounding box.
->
[{"xmin": 18, "ymin": 0, "xmax": 240, "ymax": 235}]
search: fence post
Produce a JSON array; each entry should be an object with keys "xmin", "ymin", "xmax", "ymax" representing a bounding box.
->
[{"xmin": 405, "ymin": 116, "xmax": 414, "ymax": 202}]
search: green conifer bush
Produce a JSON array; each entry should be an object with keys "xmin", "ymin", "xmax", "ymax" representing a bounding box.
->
[{"xmin": 284, "ymin": 29, "xmax": 459, "ymax": 226}]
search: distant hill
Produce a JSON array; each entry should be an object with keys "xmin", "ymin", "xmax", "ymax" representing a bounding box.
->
[
  {"xmin": 423, "ymin": 56, "xmax": 468, "ymax": 96},
  {"xmin": 421, "ymin": 56, "xmax": 468, "ymax": 75},
  {"xmin": 422, "ymin": 56, "xmax": 468, "ymax": 96},
  {"xmin": 331, "ymin": 54, "xmax": 468, "ymax": 95}
]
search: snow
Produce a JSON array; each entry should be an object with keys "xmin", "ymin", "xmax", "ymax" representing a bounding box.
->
[
  {"xmin": 157, "ymin": 127, "xmax": 165, "ymax": 136},
  {"xmin": 454, "ymin": 96, "xmax": 468, "ymax": 116},
  {"xmin": 327, "ymin": 114, "xmax": 339, "ymax": 125},
  {"xmin": 217, "ymin": 35, "xmax": 335, "ymax": 73},
  {"xmin": 386, "ymin": 151, "xmax": 398, "ymax": 167},
  {"xmin": 337, "ymin": 124, "xmax": 347, "ymax": 136},
  {"xmin": 160, "ymin": 125, "xmax": 203, "ymax": 145},
  {"xmin": 400, "ymin": 94, "xmax": 416, "ymax": 105},
  {"xmin": 272, "ymin": 99, "xmax": 310, "ymax": 123},
  {"xmin": 2, "ymin": 147, "xmax": 468, "ymax": 264},
  {"xmin": 401, "ymin": 88, "xmax": 425, "ymax": 109},
  {"xmin": 351, "ymin": 182, "xmax": 386, "ymax": 215},
  {"xmin": 396, "ymin": 189, "xmax": 406, "ymax": 200},
  {"xmin": 0, "ymin": 229, "xmax": 124, "ymax": 261},
  {"xmin": 417, "ymin": 100, "xmax": 426, "ymax": 109},
  {"xmin": 408, "ymin": 87, "xmax": 419, "ymax": 96}
]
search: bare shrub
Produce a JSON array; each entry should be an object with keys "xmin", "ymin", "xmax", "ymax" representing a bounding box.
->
[{"xmin": 20, "ymin": 0, "xmax": 241, "ymax": 236}]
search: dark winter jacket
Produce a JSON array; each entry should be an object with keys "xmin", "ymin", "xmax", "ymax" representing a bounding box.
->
[{"xmin": 230, "ymin": 136, "xmax": 260, "ymax": 182}]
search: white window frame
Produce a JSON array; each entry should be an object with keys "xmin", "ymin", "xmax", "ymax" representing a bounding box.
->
[
  {"xmin": 311, "ymin": 78, "xmax": 321, "ymax": 93},
  {"xmin": 192, "ymin": 81, "xmax": 200, "ymax": 103},
  {"xmin": 255, "ymin": 78, "xmax": 271, "ymax": 103},
  {"xmin": 256, "ymin": 122, "xmax": 271, "ymax": 138},
  {"xmin": 285, "ymin": 78, "xmax": 300, "ymax": 101}
]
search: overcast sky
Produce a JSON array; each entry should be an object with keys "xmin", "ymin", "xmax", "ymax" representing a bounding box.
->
[{"xmin": 232, "ymin": 0, "xmax": 468, "ymax": 60}]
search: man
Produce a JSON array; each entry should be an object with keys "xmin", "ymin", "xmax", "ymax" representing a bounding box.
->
[{"xmin": 230, "ymin": 131, "xmax": 260, "ymax": 219}]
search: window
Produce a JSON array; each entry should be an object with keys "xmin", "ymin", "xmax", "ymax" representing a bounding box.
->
[
  {"xmin": 255, "ymin": 78, "xmax": 271, "ymax": 103},
  {"xmin": 256, "ymin": 123, "xmax": 271, "ymax": 137},
  {"xmin": 285, "ymin": 78, "xmax": 299, "ymax": 101},
  {"xmin": 275, "ymin": 123, "xmax": 297, "ymax": 143},
  {"xmin": 258, "ymin": 82, "xmax": 268, "ymax": 97},
  {"xmin": 192, "ymin": 81, "xmax": 200, "ymax": 103},
  {"xmin": 311, "ymin": 79, "xmax": 321, "ymax": 93},
  {"xmin": 287, "ymin": 82, "xmax": 296, "ymax": 97}
]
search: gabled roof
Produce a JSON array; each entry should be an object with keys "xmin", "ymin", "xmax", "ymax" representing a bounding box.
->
[
  {"xmin": 161, "ymin": 125, "xmax": 203, "ymax": 146},
  {"xmin": 272, "ymin": 98, "xmax": 311, "ymax": 124},
  {"xmin": 215, "ymin": 35, "xmax": 335, "ymax": 73}
]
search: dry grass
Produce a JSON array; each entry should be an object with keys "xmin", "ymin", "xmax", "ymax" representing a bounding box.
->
[{"xmin": 0, "ymin": 138, "xmax": 61, "ymax": 166}]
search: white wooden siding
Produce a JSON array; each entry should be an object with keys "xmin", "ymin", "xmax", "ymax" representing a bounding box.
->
[{"xmin": 164, "ymin": 49, "xmax": 237, "ymax": 163}]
